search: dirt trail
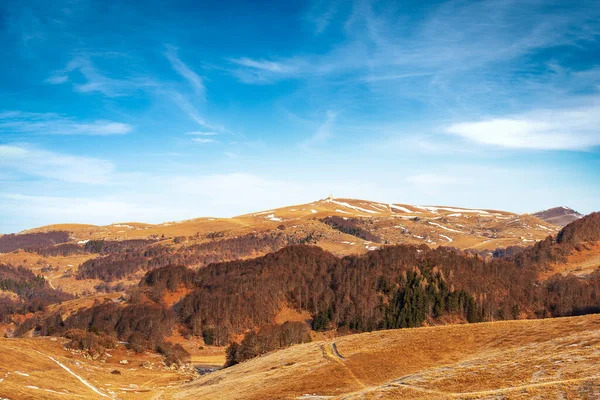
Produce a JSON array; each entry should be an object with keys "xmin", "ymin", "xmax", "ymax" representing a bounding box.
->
[
  {"xmin": 35, "ymin": 350, "xmax": 111, "ymax": 398},
  {"xmin": 321, "ymin": 342, "xmax": 365, "ymax": 389},
  {"xmin": 341, "ymin": 371, "xmax": 600, "ymax": 399}
]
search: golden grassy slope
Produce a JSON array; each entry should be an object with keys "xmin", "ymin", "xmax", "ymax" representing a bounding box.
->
[
  {"xmin": 19, "ymin": 197, "xmax": 557, "ymax": 254},
  {"xmin": 2, "ymin": 315, "xmax": 600, "ymax": 399},
  {"xmin": 166, "ymin": 314, "xmax": 600, "ymax": 400},
  {"xmin": 0, "ymin": 336, "xmax": 193, "ymax": 400}
]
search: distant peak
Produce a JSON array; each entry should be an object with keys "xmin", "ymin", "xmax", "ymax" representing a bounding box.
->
[{"xmin": 533, "ymin": 206, "xmax": 583, "ymax": 227}]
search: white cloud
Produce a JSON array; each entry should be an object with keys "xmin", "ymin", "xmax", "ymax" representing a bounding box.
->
[
  {"xmin": 0, "ymin": 111, "xmax": 132, "ymax": 135},
  {"xmin": 0, "ymin": 193, "xmax": 166, "ymax": 228},
  {"xmin": 445, "ymin": 103, "xmax": 600, "ymax": 150},
  {"xmin": 185, "ymin": 131, "xmax": 219, "ymax": 136},
  {"xmin": 0, "ymin": 145, "xmax": 114, "ymax": 184},
  {"xmin": 231, "ymin": 57, "xmax": 297, "ymax": 73},
  {"xmin": 165, "ymin": 45, "xmax": 206, "ymax": 99},
  {"xmin": 191, "ymin": 138, "xmax": 218, "ymax": 144}
]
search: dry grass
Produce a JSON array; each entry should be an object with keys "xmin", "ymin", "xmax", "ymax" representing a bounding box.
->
[
  {"xmin": 2, "ymin": 315, "xmax": 600, "ymax": 399},
  {"xmin": 0, "ymin": 336, "xmax": 192, "ymax": 400},
  {"xmin": 274, "ymin": 306, "xmax": 312, "ymax": 325},
  {"xmin": 541, "ymin": 242, "xmax": 600, "ymax": 279},
  {"xmin": 16, "ymin": 198, "xmax": 557, "ymax": 257},
  {"xmin": 165, "ymin": 314, "xmax": 600, "ymax": 399},
  {"xmin": 0, "ymin": 250, "xmax": 100, "ymax": 295}
]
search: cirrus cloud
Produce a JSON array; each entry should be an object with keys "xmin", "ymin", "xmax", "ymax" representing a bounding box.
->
[{"xmin": 0, "ymin": 111, "xmax": 132, "ymax": 135}]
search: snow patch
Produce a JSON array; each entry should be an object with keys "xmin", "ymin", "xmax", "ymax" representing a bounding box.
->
[
  {"xmin": 335, "ymin": 209, "xmax": 350, "ymax": 214},
  {"xmin": 253, "ymin": 210, "xmax": 275, "ymax": 216},
  {"xmin": 266, "ymin": 214, "xmax": 282, "ymax": 222},
  {"xmin": 370, "ymin": 203, "xmax": 389, "ymax": 211},
  {"xmin": 310, "ymin": 209, "xmax": 318, "ymax": 214},
  {"xmin": 415, "ymin": 205, "xmax": 489, "ymax": 214},
  {"xmin": 398, "ymin": 215, "xmax": 420, "ymax": 220},
  {"xmin": 112, "ymin": 224, "xmax": 133, "ymax": 229},
  {"xmin": 390, "ymin": 204, "xmax": 413, "ymax": 213},
  {"xmin": 428, "ymin": 222, "xmax": 463, "ymax": 233},
  {"xmin": 325, "ymin": 199, "xmax": 379, "ymax": 214},
  {"xmin": 439, "ymin": 234, "xmax": 453, "ymax": 242},
  {"xmin": 77, "ymin": 239, "xmax": 89, "ymax": 244}
]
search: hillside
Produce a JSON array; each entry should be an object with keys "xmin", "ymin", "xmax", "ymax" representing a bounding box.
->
[
  {"xmin": 533, "ymin": 206, "xmax": 583, "ymax": 227},
  {"xmin": 0, "ymin": 197, "xmax": 559, "ymax": 300},
  {"xmin": 168, "ymin": 314, "xmax": 600, "ymax": 399},
  {"xmin": 1, "ymin": 314, "xmax": 599, "ymax": 399},
  {"xmin": 15, "ymin": 197, "xmax": 558, "ymax": 254},
  {"xmin": 0, "ymin": 202, "xmax": 599, "ymax": 399}
]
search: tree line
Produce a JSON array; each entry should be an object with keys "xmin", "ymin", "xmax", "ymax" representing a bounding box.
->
[
  {"xmin": 0, "ymin": 231, "xmax": 70, "ymax": 253},
  {"xmin": 77, "ymin": 232, "xmax": 297, "ymax": 282}
]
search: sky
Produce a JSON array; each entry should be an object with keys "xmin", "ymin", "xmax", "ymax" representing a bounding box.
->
[{"xmin": 1, "ymin": 0, "xmax": 599, "ymax": 233}]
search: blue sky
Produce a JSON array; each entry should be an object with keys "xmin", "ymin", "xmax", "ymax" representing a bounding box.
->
[{"xmin": 1, "ymin": 0, "xmax": 599, "ymax": 233}]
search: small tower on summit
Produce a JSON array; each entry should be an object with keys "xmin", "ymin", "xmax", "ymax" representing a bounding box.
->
[{"xmin": 327, "ymin": 194, "xmax": 333, "ymax": 201}]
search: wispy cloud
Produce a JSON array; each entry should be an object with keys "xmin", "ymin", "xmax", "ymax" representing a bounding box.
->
[
  {"xmin": 302, "ymin": 110, "xmax": 337, "ymax": 148},
  {"xmin": 184, "ymin": 131, "xmax": 220, "ymax": 136},
  {"xmin": 231, "ymin": 57, "xmax": 298, "ymax": 73},
  {"xmin": 445, "ymin": 101, "xmax": 600, "ymax": 150},
  {"xmin": 0, "ymin": 145, "xmax": 114, "ymax": 184},
  {"xmin": 228, "ymin": 57, "xmax": 305, "ymax": 83},
  {"xmin": 165, "ymin": 45, "xmax": 206, "ymax": 99},
  {"xmin": 230, "ymin": 0, "xmax": 600, "ymax": 97},
  {"xmin": 168, "ymin": 91, "xmax": 215, "ymax": 129},
  {"xmin": 305, "ymin": 0, "xmax": 341, "ymax": 35},
  {"xmin": 191, "ymin": 138, "xmax": 218, "ymax": 144},
  {"xmin": 46, "ymin": 55, "xmax": 155, "ymax": 97},
  {"xmin": 45, "ymin": 75, "xmax": 68, "ymax": 84},
  {"xmin": 0, "ymin": 111, "xmax": 132, "ymax": 135}
]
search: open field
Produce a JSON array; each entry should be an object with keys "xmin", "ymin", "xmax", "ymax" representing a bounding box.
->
[
  {"xmin": 2, "ymin": 294, "xmax": 600, "ymax": 399},
  {"xmin": 168, "ymin": 314, "xmax": 600, "ymax": 399}
]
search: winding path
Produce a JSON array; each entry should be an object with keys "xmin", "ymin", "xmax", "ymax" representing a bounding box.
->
[
  {"xmin": 321, "ymin": 342, "xmax": 365, "ymax": 390},
  {"xmin": 35, "ymin": 351, "xmax": 111, "ymax": 398}
]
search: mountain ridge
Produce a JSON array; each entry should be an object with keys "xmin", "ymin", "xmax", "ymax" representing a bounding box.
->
[
  {"xmin": 533, "ymin": 206, "xmax": 583, "ymax": 227},
  {"xmin": 11, "ymin": 197, "xmax": 559, "ymax": 255}
]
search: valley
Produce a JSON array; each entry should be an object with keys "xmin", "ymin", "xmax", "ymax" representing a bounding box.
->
[{"xmin": 0, "ymin": 198, "xmax": 599, "ymax": 399}]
